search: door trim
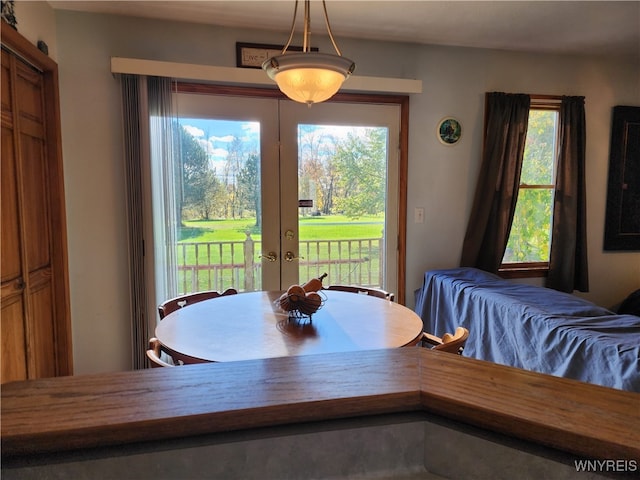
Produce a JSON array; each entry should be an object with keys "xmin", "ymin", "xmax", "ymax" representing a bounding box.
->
[{"xmin": 175, "ymin": 83, "xmax": 409, "ymax": 303}]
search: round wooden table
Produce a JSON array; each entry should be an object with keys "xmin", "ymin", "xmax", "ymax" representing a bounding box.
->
[{"xmin": 155, "ymin": 290, "xmax": 424, "ymax": 363}]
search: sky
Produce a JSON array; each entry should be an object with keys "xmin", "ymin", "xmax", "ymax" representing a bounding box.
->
[
  {"xmin": 179, "ymin": 117, "xmax": 260, "ymax": 171},
  {"xmin": 179, "ymin": 117, "xmax": 385, "ymax": 175}
]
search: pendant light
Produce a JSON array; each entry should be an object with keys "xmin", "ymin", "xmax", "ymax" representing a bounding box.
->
[{"xmin": 262, "ymin": 0, "xmax": 355, "ymax": 106}]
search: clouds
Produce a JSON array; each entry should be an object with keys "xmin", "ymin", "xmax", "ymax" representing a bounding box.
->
[
  {"xmin": 182, "ymin": 125, "xmax": 204, "ymax": 137},
  {"xmin": 242, "ymin": 123, "xmax": 260, "ymax": 136},
  {"xmin": 205, "ymin": 134, "xmax": 235, "ymax": 162},
  {"xmin": 180, "ymin": 119, "xmax": 260, "ymax": 166},
  {"xmin": 180, "ymin": 119, "xmax": 375, "ymax": 169},
  {"xmin": 211, "ymin": 134, "xmax": 235, "ymax": 143}
]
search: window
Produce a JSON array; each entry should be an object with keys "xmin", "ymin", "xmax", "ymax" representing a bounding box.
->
[
  {"xmin": 501, "ymin": 102, "xmax": 560, "ymax": 274},
  {"xmin": 462, "ymin": 92, "xmax": 586, "ymax": 289}
]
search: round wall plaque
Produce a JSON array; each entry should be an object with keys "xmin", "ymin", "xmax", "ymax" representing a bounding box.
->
[{"xmin": 437, "ymin": 117, "xmax": 462, "ymax": 145}]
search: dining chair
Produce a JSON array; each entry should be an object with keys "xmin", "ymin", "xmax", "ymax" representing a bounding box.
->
[
  {"xmin": 420, "ymin": 326, "xmax": 469, "ymax": 354},
  {"xmin": 158, "ymin": 288, "xmax": 238, "ymax": 320},
  {"xmin": 325, "ymin": 285, "xmax": 395, "ymax": 302},
  {"xmin": 146, "ymin": 337, "xmax": 175, "ymax": 368}
]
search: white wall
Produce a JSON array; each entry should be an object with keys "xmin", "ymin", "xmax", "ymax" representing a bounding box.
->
[
  {"xmin": 406, "ymin": 46, "xmax": 640, "ymax": 310},
  {"xmin": 14, "ymin": 5, "xmax": 640, "ymax": 374},
  {"xmin": 12, "ymin": 1, "xmax": 57, "ymax": 60}
]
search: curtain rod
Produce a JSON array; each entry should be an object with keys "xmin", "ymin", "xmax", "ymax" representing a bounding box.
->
[{"xmin": 110, "ymin": 57, "xmax": 423, "ymax": 95}]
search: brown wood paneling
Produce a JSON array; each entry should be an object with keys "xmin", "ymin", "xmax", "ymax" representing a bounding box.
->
[
  {"xmin": 29, "ymin": 280, "xmax": 56, "ymax": 378},
  {"xmin": 20, "ymin": 134, "xmax": 51, "ymax": 271},
  {"xmin": 0, "ymin": 49, "xmax": 12, "ymax": 116},
  {"xmin": 1, "ymin": 126, "xmax": 21, "ymax": 283},
  {"xmin": 0, "ymin": 295, "xmax": 27, "ymax": 383}
]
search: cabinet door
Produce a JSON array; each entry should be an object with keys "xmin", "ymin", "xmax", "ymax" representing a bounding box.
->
[
  {"xmin": 16, "ymin": 59, "xmax": 57, "ymax": 378},
  {"xmin": 1, "ymin": 31, "xmax": 71, "ymax": 382},
  {"xmin": 1, "ymin": 49, "xmax": 28, "ymax": 383}
]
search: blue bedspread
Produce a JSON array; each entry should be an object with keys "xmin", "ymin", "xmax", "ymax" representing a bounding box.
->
[{"xmin": 414, "ymin": 267, "xmax": 640, "ymax": 392}]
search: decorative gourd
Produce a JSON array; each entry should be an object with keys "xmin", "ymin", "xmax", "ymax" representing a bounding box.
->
[
  {"xmin": 301, "ymin": 273, "xmax": 327, "ymax": 293},
  {"xmin": 304, "ymin": 291, "xmax": 322, "ymax": 309},
  {"xmin": 278, "ymin": 292, "xmax": 294, "ymax": 311},
  {"xmin": 297, "ymin": 302, "xmax": 317, "ymax": 316},
  {"xmin": 278, "ymin": 283, "xmax": 325, "ymax": 317},
  {"xmin": 298, "ymin": 292, "xmax": 322, "ymax": 315},
  {"xmin": 286, "ymin": 284, "xmax": 305, "ymax": 303}
]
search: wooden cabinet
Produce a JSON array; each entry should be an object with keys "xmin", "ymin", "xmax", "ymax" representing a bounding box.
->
[{"xmin": 1, "ymin": 25, "xmax": 72, "ymax": 382}]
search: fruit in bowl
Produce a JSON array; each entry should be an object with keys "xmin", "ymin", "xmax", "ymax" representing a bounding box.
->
[{"xmin": 278, "ymin": 274, "xmax": 327, "ymax": 316}]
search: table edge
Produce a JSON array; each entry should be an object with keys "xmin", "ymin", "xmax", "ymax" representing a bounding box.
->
[{"xmin": 155, "ymin": 290, "xmax": 424, "ymax": 362}]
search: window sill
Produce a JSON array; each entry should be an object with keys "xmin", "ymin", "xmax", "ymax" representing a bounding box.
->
[{"xmin": 498, "ymin": 263, "xmax": 548, "ymax": 279}]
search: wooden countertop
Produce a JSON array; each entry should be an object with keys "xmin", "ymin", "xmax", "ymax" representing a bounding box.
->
[{"xmin": 2, "ymin": 348, "xmax": 638, "ymax": 460}]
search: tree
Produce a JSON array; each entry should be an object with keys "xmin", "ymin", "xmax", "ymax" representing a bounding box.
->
[
  {"xmin": 237, "ymin": 153, "xmax": 261, "ymax": 226},
  {"xmin": 333, "ymin": 128, "xmax": 387, "ymax": 218},
  {"xmin": 224, "ymin": 137, "xmax": 246, "ymax": 219},
  {"xmin": 174, "ymin": 122, "xmax": 210, "ymax": 222},
  {"xmin": 298, "ymin": 126, "xmax": 339, "ymax": 214},
  {"xmin": 504, "ymin": 110, "xmax": 557, "ymax": 262},
  {"xmin": 199, "ymin": 170, "xmax": 226, "ymax": 220}
]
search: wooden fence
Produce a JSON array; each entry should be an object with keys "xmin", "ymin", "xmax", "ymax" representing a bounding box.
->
[{"xmin": 176, "ymin": 233, "xmax": 384, "ymax": 294}]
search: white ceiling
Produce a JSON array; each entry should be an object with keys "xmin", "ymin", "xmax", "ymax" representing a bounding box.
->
[{"xmin": 49, "ymin": 1, "xmax": 640, "ymax": 60}]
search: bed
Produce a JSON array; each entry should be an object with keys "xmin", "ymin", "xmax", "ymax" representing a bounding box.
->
[{"xmin": 414, "ymin": 267, "xmax": 640, "ymax": 392}]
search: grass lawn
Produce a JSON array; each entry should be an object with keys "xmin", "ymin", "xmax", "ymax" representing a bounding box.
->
[
  {"xmin": 180, "ymin": 214, "xmax": 385, "ymax": 242},
  {"xmin": 176, "ymin": 215, "xmax": 385, "ymax": 292}
]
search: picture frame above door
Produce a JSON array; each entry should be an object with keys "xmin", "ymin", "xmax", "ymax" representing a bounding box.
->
[{"xmin": 236, "ymin": 42, "xmax": 318, "ymax": 69}]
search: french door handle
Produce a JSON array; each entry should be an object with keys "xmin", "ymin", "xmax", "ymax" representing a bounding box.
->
[
  {"xmin": 284, "ymin": 251, "xmax": 303, "ymax": 262},
  {"xmin": 259, "ymin": 251, "xmax": 278, "ymax": 262}
]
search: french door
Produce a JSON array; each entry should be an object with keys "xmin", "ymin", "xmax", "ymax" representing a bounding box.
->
[
  {"xmin": 279, "ymin": 101, "xmax": 399, "ymax": 292},
  {"xmin": 167, "ymin": 92, "xmax": 400, "ymax": 298}
]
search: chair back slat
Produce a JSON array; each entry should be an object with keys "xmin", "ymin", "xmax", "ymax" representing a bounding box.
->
[
  {"xmin": 158, "ymin": 288, "xmax": 238, "ymax": 319},
  {"xmin": 325, "ymin": 285, "xmax": 394, "ymax": 302},
  {"xmin": 421, "ymin": 326, "xmax": 469, "ymax": 354},
  {"xmin": 146, "ymin": 337, "xmax": 175, "ymax": 368}
]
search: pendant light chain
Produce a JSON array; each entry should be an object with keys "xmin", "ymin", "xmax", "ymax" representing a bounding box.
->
[
  {"xmin": 322, "ymin": 0, "xmax": 342, "ymax": 56},
  {"xmin": 281, "ymin": 0, "xmax": 299, "ymax": 54},
  {"xmin": 281, "ymin": 0, "xmax": 343, "ymax": 56},
  {"xmin": 303, "ymin": 0, "xmax": 311, "ymax": 52}
]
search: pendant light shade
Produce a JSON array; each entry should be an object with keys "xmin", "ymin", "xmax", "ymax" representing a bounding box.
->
[
  {"xmin": 263, "ymin": 53, "xmax": 355, "ymax": 105},
  {"xmin": 262, "ymin": 0, "xmax": 355, "ymax": 106}
]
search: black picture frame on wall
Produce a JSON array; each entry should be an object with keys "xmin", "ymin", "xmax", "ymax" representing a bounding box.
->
[
  {"xmin": 236, "ymin": 42, "xmax": 318, "ymax": 69},
  {"xmin": 604, "ymin": 105, "xmax": 640, "ymax": 251}
]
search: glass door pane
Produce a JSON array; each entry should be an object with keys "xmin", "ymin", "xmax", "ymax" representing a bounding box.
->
[
  {"xmin": 280, "ymin": 102, "xmax": 400, "ymax": 293},
  {"xmin": 172, "ymin": 94, "xmax": 280, "ymax": 293}
]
